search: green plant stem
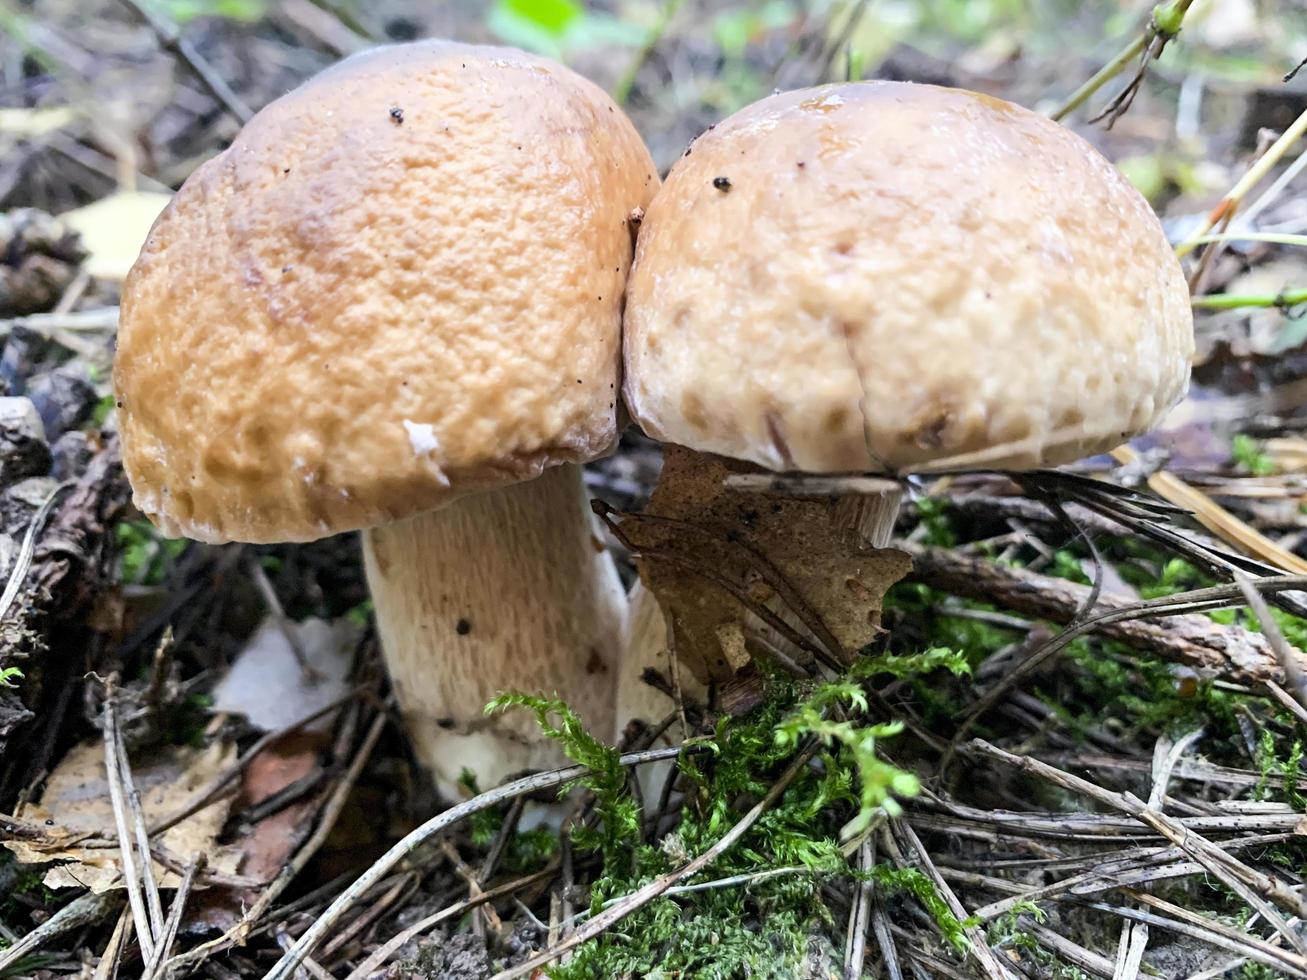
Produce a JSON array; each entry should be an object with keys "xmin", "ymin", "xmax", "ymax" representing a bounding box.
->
[
  {"xmin": 1051, "ymin": 0, "xmax": 1194, "ymax": 122},
  {"xmin": 1191, "ymin": 288, "xmax": 1307, "ymax": 311},
  {"xmin": 1192, "ymin": 232, "xmax": 1307, "ymax": 249},
  {"xmin": 612, "ymin": 0, "xmax": 685, "ymax": 105},
  {"xmin": 1052, "ymin": 32, "xmax": 1148, "ymax": 122},
  {"xmin": 1178, "ymin": 106, "xmax": 1307, "ymax": 257}
]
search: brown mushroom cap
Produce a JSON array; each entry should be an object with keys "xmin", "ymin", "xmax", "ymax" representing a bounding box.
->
[
  {"xmin": 623, "ymin": 82, "xmax": 1193, "ymax": 474},
  {"xmin": 115, "ymin": 41, "xmax": 658, "ymax": 543}
]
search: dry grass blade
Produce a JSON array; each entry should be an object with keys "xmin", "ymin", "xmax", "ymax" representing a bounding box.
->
[
  {"xmin": 1023, "ymin": 919, "xmax": 1116, "ymax": 978},
  {"xmin": 113, "ymin": 722, "xmax": 165, "ymax": 942},
  {"xmin": 842, "ymin": 838, "xmax": 874, "ymax": 980},
  {"xmin": 1177, "ymin": 106, "xmax": 1307, "ymax": 257},
  {"xmin": 0, "ymin": 481, "xmax": 72, "ymax": 622},
  {"xmin": 0, "ymin": 891, "xmax": 119, "ymax": 973},
  {"xmin": 967, "ymin": 740, "xmax": 1307, "ymax": 955},
  {"xmin": 100, "ymin": 677, "xmax": 158, "ymax": 962},
  {"xmin": 1235, "ymin": 571, "xmax": 1307, "ymax": 709},
  {"xmin": 1111, "ymin": 446, "xmax": 1307, "ymax": 573},
  {"xmin": 1074, "ymin": 899, "xmax": 1307, "ymax": 977},
  {"xmin": 892, "ymin": 821, "xmax": 1014, "ymax": 980},
  {"xmin": 973, "ymin": 832, "xmax": 1297, "ymax": 919},
  {"xmin": 343, "ymin": 866, "xmax": 558, "ymax": 980},
  {"xmin": 119, "ymin": 0, "xmax": 253, "ymax": 122},
  {"xmin": 1148, "ymin": 728, "xmax": 1204, "ymax": 809},
  {"xmin": 90, "ymin": 907, "xmax": 133, "ymax": 980},
  {"xmin": 263, "ymin": 744, "xmax": 690, "ymax": 980},
  {"xmin": 870, "ymin": 874, "xmax": 903, "ymax": 980},
  {"xmin": 142, "ymin": 854, "xmax": 201, "ymax": 980},
  {"xmin": 1111, "ymin": 916, "xmax": 1148, "ymax": 979}
]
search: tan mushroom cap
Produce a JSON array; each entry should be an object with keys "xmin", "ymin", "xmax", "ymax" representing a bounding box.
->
[
  {"xmin": 115, "ymin": 41, "xmax": 658, "ymax": 543},
  {"xmin": 623, "ymin": 82, "xmax": 1193, "ymax": 474}
]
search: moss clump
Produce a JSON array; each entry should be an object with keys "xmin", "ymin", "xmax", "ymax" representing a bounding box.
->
[{"xmin": 491, "ymin": 650, "xmax": 969, "ymax": 979}]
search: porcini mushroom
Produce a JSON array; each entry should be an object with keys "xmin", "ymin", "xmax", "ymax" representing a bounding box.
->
[
  {"xmin": 615, "ymin": 81, "xmax": 1193, "ymax": 708},
  {"xmin": 114, "ymin": 41, "xmax": 658, "ymax": 795}
]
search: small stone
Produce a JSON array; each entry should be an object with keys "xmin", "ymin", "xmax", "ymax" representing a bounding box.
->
[
  {"xmin": 2, "ymin": 475, "xmax": 57, "ymax": 530},
  {"xmin": 0, "ymin": 397, "xmax": 50, "ymax": 486},
  {"xmin": 50, "ymin": 430, "xmax": 91, "ymax": 481},
  {"xmin": 26, "ymin": 366, "xmax": 97, "ymax": 440}
]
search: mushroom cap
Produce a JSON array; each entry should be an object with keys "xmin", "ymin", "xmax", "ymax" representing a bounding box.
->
[
  {"xmin": 622, "ymin": 82, "xmax": 1193, "ymax": 474},
  {"xmin": 115, "ymin": 41, "xmax": 658, "ymax": 543}
]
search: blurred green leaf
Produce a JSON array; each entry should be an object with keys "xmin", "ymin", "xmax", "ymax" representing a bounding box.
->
[
  {"xmin": 488, "ymin": 0, "xmax": 644, "ymax": 58},
  {"xmin": 488, "ymin": 0, "xmax": 582, "ymax": 55},
  {"xmin": 153, "ymin": 0, "xmax": 265, "ymax": 24},
  {"xmin": 506, "ymin": 0, "xmax": 584, "ymax": 35}
]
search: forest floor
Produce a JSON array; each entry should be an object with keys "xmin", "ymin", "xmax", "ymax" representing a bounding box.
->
[{"xmin": 2, "ymin": 1, "xmax": 1307, "ymax": 978}]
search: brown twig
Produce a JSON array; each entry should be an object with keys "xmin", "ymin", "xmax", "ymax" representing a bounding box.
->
[
  {"xmin": 906, "ymin": 544, "xmax": 1304, "ymax": 688},
  {"xmin": 265, "ymin": 743, "xmax": 695, "ymax": 979},
  {"xmin": 965, "ymin": 740, "xmax": 1307, "ymax": 955},
  {"xmin": 119, "ymin": 0, "xmax": 254, "ymax": 122}
]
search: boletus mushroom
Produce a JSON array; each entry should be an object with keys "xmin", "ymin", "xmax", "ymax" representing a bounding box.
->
[
  {"xmin": 114, "ymin": 41, "xmax": 658, "ymax": 795},
  {"xmin": 614, "ymin": 81, "xmax": 1193, "ymax": 705}
]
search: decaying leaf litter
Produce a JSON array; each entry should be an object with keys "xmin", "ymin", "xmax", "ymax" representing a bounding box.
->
[{"xmin": 2, "ymin": 0, "xmax": 1307, "ymax": 977}]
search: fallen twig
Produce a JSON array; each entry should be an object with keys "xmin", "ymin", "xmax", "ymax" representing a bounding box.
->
[
  {"xmin": 904, "ymin": 544, "xmax": 1306, "ymax": 688},
  {"xmin": 965, "ymin": 740, "xmax": 1307, "ymax": 955},
  {"xmin": 0, "ymin": 890, "xmax": 120, "ymax": 973},
  {"xmin": 264, "ymin": 743, "xmax": 693, "ymax": 980}
]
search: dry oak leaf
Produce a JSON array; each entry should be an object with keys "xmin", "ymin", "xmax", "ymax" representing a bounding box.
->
[
  {"xmin": 6, "ymin": 739, "xmax": 241, "ymax": 892},
  {"xmin": 607, "ymin": 446, "xmax": 910, "ymax": 685}
]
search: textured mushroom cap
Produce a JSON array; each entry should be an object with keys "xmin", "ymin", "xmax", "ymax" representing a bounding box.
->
[
  {"xmin": 623, "ymin": 82, "xmax": 1193, "ymax": 474},
  {"xmin": 115, "ymin": 41, "xmax": 658, "ymax": 543}
]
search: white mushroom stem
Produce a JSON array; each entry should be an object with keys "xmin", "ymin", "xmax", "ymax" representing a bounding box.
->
[
  {"xmin": 615, "ymin": 581, "xmax": 704, "ymax": 741},
  {"xmin": 362, "ymin": 463, "xmax": 626, "ymax": 798}
]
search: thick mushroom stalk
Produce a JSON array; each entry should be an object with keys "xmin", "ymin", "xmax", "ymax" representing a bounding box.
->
[
  {"xmin": 365, "ymin": 463, "xmax": 625, "ymax": 795},
  {"xmin": 112, "ymin": 41, "xmax": 659, "ymax": 795}
]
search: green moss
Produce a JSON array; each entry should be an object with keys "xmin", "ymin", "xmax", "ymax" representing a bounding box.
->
[
  {"xmin": 1232, "ymin": 434, "xmax": 1277, "ymax": 477},
  {"xmin": 492, "ymin": 648, "xmax": 971, "ymax": 979},
  {"xmin": 115, "ymin": 521, "xmax": 186, "ymax": 585}
]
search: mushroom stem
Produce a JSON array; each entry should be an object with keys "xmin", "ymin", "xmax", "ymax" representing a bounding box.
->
[{"xmin": 362, "ymin": 463, "xmax": 626, "ymax": 797}]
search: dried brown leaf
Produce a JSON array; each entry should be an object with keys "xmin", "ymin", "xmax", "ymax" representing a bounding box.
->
[
  {"xmin": 609, "ymin": 447, "xmax": 910, "ymax": 684},
  {"xmin": 6, "ymin": 740, "xmax": 241, "ymax": 892}
]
